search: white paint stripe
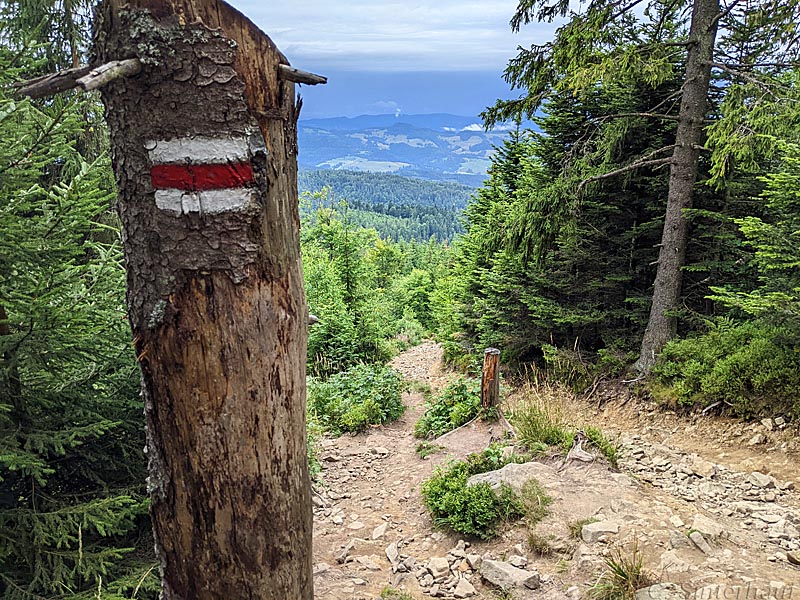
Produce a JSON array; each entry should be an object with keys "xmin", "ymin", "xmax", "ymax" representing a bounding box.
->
[
  {"xmin": 154, "ymin": 188, "xmax": 257, "ymax": 215},
  {"xmin": 147, "ymin": 136, "xmax": 251, "ymax": 164}
]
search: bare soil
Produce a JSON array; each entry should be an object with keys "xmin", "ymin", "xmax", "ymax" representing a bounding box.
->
[{"xmin": 312, "ymin": 342, "xmax": 800, "ymax": 599}]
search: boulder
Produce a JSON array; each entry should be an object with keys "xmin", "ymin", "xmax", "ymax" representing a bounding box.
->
[
  {"xmin": 428, "ymin": 556, "xmax": 450, "ymax": 579},
  {"xmin": 467, "ymin": 461, "xmax": 558, "ymax": 492},
  {"xmin": 453, "ymin": 577, "xmax": 477, "ymax": 598},
  {"xmin": 691, "ymin": 514, "xmax": 725, "ymax": 538},
  {"xmin": 480, "ymin": 559, "xmax": 540, "ymax": 590},
  {"xmin": 581, "ymin": 520, "xmax": 621, "ymax": 543}
]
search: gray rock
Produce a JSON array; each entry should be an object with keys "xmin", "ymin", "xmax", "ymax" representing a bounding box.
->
[
  {"xmin": 669, "ymin": 531, "xmax": 692, "ymax": 550},
  {"xmin": 635, "ymin": 583, "xmax": 687, "ymax": 600},
  {"xmin": 749, "ymin": 472, "xmax": 775, "ymax": 488},
  {"xmin": 691, "ymin": 458, "xmax": 717, "ymax": 478},
  {"xmin": 467, "ymin": 461, "xmax": 557, "ymax": 492},
  {"xmin": 372, "ymin": 522, "xmax": 389, "ymax": 540},
  {"xmin": 757, "ymin": 513, "xmax": 783, "ymax": 524},
  {"xmin": 336, "ymin": 540, "xmax": 355, "ymax": 564},
  {"xmin": 748, "ymin": 433, "xmax": 766, "ymax": 446},
  {"xmin": 385, "ymin": 542, "xmax": 399, "ymax": 564},
  {"xmin": 508, "ymin": 554, "xmax": 528, "ymax": 568},
  {"xmin": 480, "ymin": 559, "xmax": 540, "ymax": 590},
  {"xmin": 371, "ymin": 446, "xmax": 390, "ymax": 455},
  {"xmin": 453, "ymin": 577, "xmax": 477, "ymax": 598},
  {"xmin": 347, "ymin": 521, "xmax": 365, "ymax": 530},
  {"xmin": 761, "ymin": 418, "xmax": 774, "ymax": 431},
  {"xmin": 689, "ymin": 531, "xmax": 713, "ymax": 555},
  {"xmin": 582, "ymin": 520, "xmax": 621, "ymax": 543},
  {"xmin": 355, "ymin": 555, "xmax": 382, "ymax": 570},
  {"xmin": 788, "ymin": 551, "xmax": 800, "ymax": 566},
  {"xmin": 428, "ymin": 556, "xmax": 450, "ymax": 579},
  {"xmin": 313, "ymin": 562, "xmax": 331, "ymax": 576},
  {"xmin": 691, "ymin": 514, "xmax": 725, "ymax": 538},
  {"xmin": 669, "ymin": 515, "xmax": 685, "ymax": 528},
  {"xmin": 465, "ymin": 554, "xmax": 482, "ymax": 570}
]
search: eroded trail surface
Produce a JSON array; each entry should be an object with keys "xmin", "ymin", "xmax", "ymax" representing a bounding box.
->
[{"xmin": 312, "ymin": 342, "xmax": 800, "ymax": 600}]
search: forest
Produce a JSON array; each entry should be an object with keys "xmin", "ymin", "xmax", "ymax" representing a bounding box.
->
[{"xmin": 1, "ymin": 0, "xmax": 799, "ymax": 598}]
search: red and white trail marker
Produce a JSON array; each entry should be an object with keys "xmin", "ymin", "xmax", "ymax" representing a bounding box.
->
[{"xmin": 145, "ymin": 135, "xmax": 264, "ymax": 215}]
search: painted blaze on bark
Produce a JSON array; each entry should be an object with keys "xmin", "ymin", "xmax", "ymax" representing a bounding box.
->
[{"xmin": 95, "ymin": 1, "xmax": 312, "ymax": 597}]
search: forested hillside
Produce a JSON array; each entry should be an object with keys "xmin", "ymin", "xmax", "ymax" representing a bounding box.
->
[{"xmin": 299, "ymin": 170, "xmax": 471, "ymax": 241}]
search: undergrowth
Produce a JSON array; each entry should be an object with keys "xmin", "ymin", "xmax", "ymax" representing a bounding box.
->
[
  {"xmin": 308, "ymin": 363, "xmax": 406, "ymax": 434},
  {"xmin": 416, "ymin": 441, "xmax": 445, "ymax": 458},
  {"xmin": 651, "ymin": 319, "xmax": 800, "ymax": 419},
  {"xmin": 421, "ymin": 444, "xmax": 538, "ymax": 540},
  {"xmin": 414, "ymin": 377, "xmax": 481, "ymax": 438}
]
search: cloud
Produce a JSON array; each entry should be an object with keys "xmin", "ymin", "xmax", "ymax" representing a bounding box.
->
[{"xmin": 227, "ymin": 0, "xmax": 557, "ymax": 72}]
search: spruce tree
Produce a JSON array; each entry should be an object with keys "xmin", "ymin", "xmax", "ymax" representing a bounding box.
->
[{"xmin": 0, "ymin": 48, "xmax": 154, "ymax": 599}]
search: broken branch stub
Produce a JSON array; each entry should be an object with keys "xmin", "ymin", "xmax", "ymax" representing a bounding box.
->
[{"xmin": 94, "ymin": 0, "xmax": 312, "ymax": 598}]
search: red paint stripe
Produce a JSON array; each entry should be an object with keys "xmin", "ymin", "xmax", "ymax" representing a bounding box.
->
[{"xmin": 150, "ymin": 162, "xmax": 254, "ymax": 191}]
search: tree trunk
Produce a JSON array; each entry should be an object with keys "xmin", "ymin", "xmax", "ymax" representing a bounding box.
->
[
  {"xmin": 481, "ymin": 347, "xmax": 501, "ymax": 409},
  {"xmin": 636, "ymin": 0, "xmax": 720, "ymax": 373},
  {"xmin": 94, "ymin": 1, "xmax": 312, "ymax": 598}
]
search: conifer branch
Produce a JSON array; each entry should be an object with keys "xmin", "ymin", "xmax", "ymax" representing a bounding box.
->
[{"xmin": 578, "ymin": 152, "xmax": 674, "ymax": 190}]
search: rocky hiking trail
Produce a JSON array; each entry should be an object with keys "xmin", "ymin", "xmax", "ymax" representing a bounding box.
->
[{"xmin": 311, "ymin": 342, "xmax": 800, "ymax": 600}]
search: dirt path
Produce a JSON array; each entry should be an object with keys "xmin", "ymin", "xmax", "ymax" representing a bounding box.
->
[{"xmin": 312, "ymin": 342, "xmax": 800, "ymax": 599}]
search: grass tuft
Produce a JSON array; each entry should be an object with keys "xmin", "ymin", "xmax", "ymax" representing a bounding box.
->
[{"xmin": 588, "ymin": 540, "xmax": 655, "ymax": 600}]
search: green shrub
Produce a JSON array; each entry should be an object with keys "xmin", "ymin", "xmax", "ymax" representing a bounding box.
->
[
  {"xmin": 421, "ymin": 445, "xmax": 527, "ymax": 540},
  {"xmin": 308, "ymin": 364, "xmax": 406, "ymax": 434},
  {"xmin": 652, "ymin": 319, "xmax": 800, "ymax": 418},
  {"xmin": 415, "ymin": 377, "xmax": 481, "ymax": 439}
]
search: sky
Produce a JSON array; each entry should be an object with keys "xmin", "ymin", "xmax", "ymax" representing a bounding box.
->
[{"xmin": 227, "ymin": 1, "xmax": 557, "ymax": 119}]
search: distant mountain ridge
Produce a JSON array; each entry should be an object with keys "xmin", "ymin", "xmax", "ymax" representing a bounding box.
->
[{"xmin": 297, "ymin": 113, "xmax": 513, "ymax": 187}]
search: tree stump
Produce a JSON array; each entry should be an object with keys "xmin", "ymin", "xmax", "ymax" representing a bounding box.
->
[
  {"xmin": 94, "ymin": 1, "xmax": 312, "ymax": 597},
  {"xmin": 481, "ymin": 348, "xmax": 501, "ymax": 409}
]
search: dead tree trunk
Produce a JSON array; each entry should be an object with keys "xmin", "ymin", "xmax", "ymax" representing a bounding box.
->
[
  {"xmin": 94, "ymin": 1, "xmax": 312, "ymax": 597},
  {"xmin": 636, "ymin": 0, "xmax": 720, "ymax": 373},
  {"xmin": 481, "ymin": 348, "xmax": 501, "ymax": 409}
]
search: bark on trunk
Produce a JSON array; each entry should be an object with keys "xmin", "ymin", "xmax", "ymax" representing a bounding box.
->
[
  {"xmin": 94, "ymin": 1, "xmax": 312, "ymax": 598},
  {"xmin": 636, "ymin": 0, "xmax": 720, "ymax": 373}
]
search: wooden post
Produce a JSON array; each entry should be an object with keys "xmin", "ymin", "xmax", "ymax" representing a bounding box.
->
[
  {"xmin": 481, "ymin": 347, "xmax": 501, "ymax": 409},
  {"xmin": 93, "ymin": 1, "xmax": 314, "ymax": 597}
]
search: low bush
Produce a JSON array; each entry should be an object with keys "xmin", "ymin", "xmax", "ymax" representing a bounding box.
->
[
  {"xmin": 414, "ymin": 377, "xmax": 481, "ymax": 439},
  {"xmin": 651, "ymin": 319, "xmax": 800, "ymax": 419},
  {"xmin": 308, "ymin": 364, "xmax": 406, "ymax": 434},
  {"xmin": 421, "ymin": 445, "xmax": 530, "ymax": 540}
]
